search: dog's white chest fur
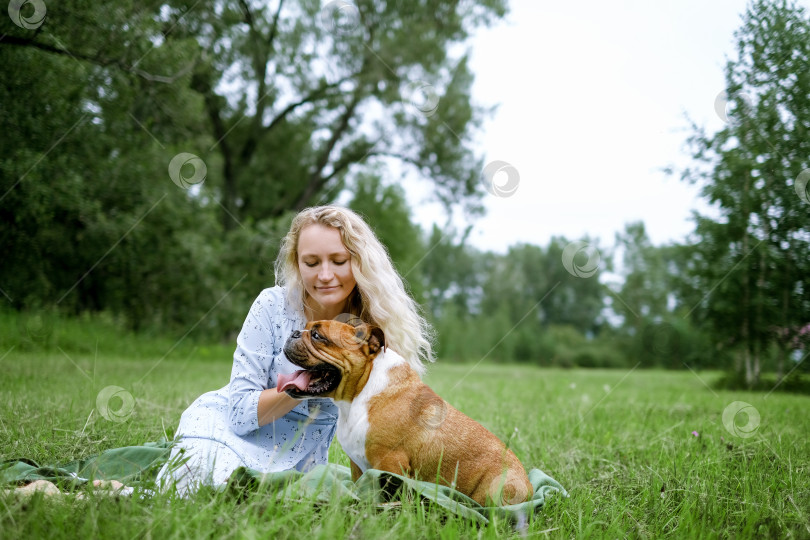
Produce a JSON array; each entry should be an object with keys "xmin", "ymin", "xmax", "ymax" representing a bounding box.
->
[{"xmin": 335, "ymin": 350, "xmax": 405, "ymax": 472}]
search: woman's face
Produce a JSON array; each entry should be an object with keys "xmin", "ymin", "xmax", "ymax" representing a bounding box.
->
[{"xmin": 297, "ymin": 224, "xmax": 358, "ymax": 320}]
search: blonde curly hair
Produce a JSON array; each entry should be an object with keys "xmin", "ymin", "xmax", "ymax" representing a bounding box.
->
[{"xmin": 275, "ymin": 205, "xmax": 434, "ymax": 375}]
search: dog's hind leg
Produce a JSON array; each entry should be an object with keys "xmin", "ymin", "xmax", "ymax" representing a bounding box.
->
[
  {"xmin": 370, "ymin": 449, "xmax": 411, "ymax": 478},
  {"xmin": 349, "ymin": 459, "xmax": 363, "ymax": 482}
]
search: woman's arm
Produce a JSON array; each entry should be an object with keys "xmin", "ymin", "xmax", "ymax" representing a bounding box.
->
[
  {"xmin": 228, "ymin": 288, "xmax": 301, "ymax": 435},
  {"xmin": 257, "ymin": 388, "xmax": 301, "ymax": 427}
]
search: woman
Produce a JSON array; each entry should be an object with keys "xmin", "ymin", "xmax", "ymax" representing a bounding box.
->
[{"xmin": 156, "ymin": 205, "xmax": 433, "ymax": 495}]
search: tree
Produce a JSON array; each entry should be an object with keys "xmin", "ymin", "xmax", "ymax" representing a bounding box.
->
[
  {"xmin": 0, "ymin": 0, "xmax": 507, "ymax": 334},
  {"xmin": 188, "ymin": 0, "xmax": 507, "ymax": 228},
  {"xmin": 680, "ymin": 0, "xmax": 810, "ymax": 385},
  {"xmin": 0, "ymin": 0, "xmax": 240, "ymax": 331},
  {"xmin": 419, "ymin": 224, "xmax": 481, "ymax": 320},
  {"xmin": 541, "ymin": 237, "xmax": 607, "ymax": 335},
  {"xmin": 472, "ymin": 238, "xmax": 607, "ymax": 362},
  {"xmin": 611, "ymin": 223, "xmax": 669, "ymax": 330},
  {"xmin": 2, "ymin": 0, "xmax": 505, "ymax": 229},
  {"xmin": 608, "ymin": 223, "xmax": 717, "ymax": 368},
  {"xmin": 347, "ymin": 173, "xmax": 425, "ymax": 299}
]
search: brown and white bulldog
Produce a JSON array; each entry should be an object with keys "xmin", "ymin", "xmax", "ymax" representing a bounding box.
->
[{"xmin": 276, "ymin": 319, "xmax": 533, "ymax": 506}]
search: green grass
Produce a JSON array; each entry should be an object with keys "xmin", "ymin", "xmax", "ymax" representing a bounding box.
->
[{"xmin": 1, "ymin": 314, "xmax": 809, "ymax": 538}]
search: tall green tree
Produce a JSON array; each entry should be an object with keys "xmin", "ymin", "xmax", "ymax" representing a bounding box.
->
[
  {"xmin": 0, "ymin": 4, "xmax": 216, "ymax": 323},
  {"xmin": 1, "ymin": 0, "xmax": 507, "ymax": 335},
  {"xmin": 609, "ymin": 223, "xmax": 715, "ymax": 368},
  {"xmin": 611, "ymin": 222, "xmax": 669, "ymax": 331},
  {"xmin": 3, "ymin": 0, "xmax": 505, "ymax": 229},
  {"xmin": 681, "ymin": 0, "xmax": 810, "ymax": 385},
  {"xmin": 185, "ymin": 0, "xmax": 507, "ymax": 228}
]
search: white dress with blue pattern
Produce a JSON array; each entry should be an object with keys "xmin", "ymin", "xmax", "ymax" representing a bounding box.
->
[{"xmin": 155, "ymin": 286, "xmax": 339, "ymax": 495}]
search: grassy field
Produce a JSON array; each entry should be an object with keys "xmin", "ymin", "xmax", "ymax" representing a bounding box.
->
[{"xmin": 1, "ymin": 314, "xmax": 809, "ymax": 538}]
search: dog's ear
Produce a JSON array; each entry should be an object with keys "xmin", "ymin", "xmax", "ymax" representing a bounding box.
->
[{"xmin": 367, "ymin": 326, "xmax": 386, "ymax": 356}]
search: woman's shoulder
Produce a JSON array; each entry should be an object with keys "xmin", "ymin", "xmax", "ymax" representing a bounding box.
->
[
  {"xmin": 254, "ymin": 285, "xmax": 285, "ymax": 306},
  {"xmin": 250, "ymin": 286, "xmax": 304, "ymax": 327}
]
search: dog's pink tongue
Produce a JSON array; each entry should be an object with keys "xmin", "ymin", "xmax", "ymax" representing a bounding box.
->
[{"xmin": 276, "ymin": 370, "xmax": 312, "ymax": 392}]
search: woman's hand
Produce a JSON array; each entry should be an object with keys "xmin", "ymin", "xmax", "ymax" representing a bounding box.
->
[{"xmin": 257, "ymin": 388, "xmax": 301, "ymax": 426}]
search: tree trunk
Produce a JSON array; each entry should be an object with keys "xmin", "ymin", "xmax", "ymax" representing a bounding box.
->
[
  {"xmin": 776, "ymin": 343, "xmax": 786, "ymax": 382},
  {"xmin": 776, "ymin": 249, "xmax": 791, "ymax": 384},
  {"xmin": 221, "ymin": 156, "xmax": 237, "ymax": 232},
  {"xmin": 744, "ymin": 347, "xmax": 754, "ymax": 387},
  {"xmin": 192, "ymin": 68, "xmax": 240, "ymax": 233},
  {"xmin": 742, "ymin": 170, "xmax": 752, "ymax": 386},
  {"xmin": 752, "ymin": 194, "xmax": 771, "ymax": 387}
]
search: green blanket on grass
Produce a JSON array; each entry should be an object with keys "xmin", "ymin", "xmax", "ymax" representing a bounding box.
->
[{"xmin": 0, "ymin": 442, "xmax": 568, "ymax": 524}]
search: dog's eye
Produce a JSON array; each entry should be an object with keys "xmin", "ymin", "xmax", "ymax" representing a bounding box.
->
[{"xmin": 311, "ymin": 329, "xmax": 325, "ymax": 342}]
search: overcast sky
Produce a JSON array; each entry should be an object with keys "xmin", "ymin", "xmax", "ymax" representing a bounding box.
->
[{"xmin": 406, "ymin": 0, "xmax": 804, "ymax": 254}]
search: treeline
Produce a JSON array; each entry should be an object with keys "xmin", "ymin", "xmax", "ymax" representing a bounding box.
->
[
  {"xmin": 2, "ymin": 1, "xmax": 809, "ymax": 386},
  {"xmin": 421, "ymin": 224, "xmax": 714, "ymax": 371}
]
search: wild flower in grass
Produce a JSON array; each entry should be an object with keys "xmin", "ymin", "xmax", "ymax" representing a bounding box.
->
[{"xmin": 691, "ymin": 431, "xmax": 699, "ymax": 437}]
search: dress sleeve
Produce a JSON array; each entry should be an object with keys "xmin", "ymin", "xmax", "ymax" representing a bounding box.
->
[{"xmin": 227, "ymin": 288, "xmax": 281, "ymax": 436}]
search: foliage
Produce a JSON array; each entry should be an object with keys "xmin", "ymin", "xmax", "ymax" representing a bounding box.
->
[
  {"xmin": 0, "ymin": 0, "xmax": 506, "ymax": 335},
  {"xmin": 605, "ymin": 222, "xmax": 721, "ymax": 369},
  {"xmin": 2, "ymin": 0, "xmax": 809, "ymax": 378},
  {"xmin": 347, "ymin": 173, "xmax": 426, "ymax": 300},
  {"xmin": 423, "ymin": 233, "xmax": 615, "ymax": 366},
  {"xmin": 679, "ymin": 0, "xmax": 810, "ymax": 386}
]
